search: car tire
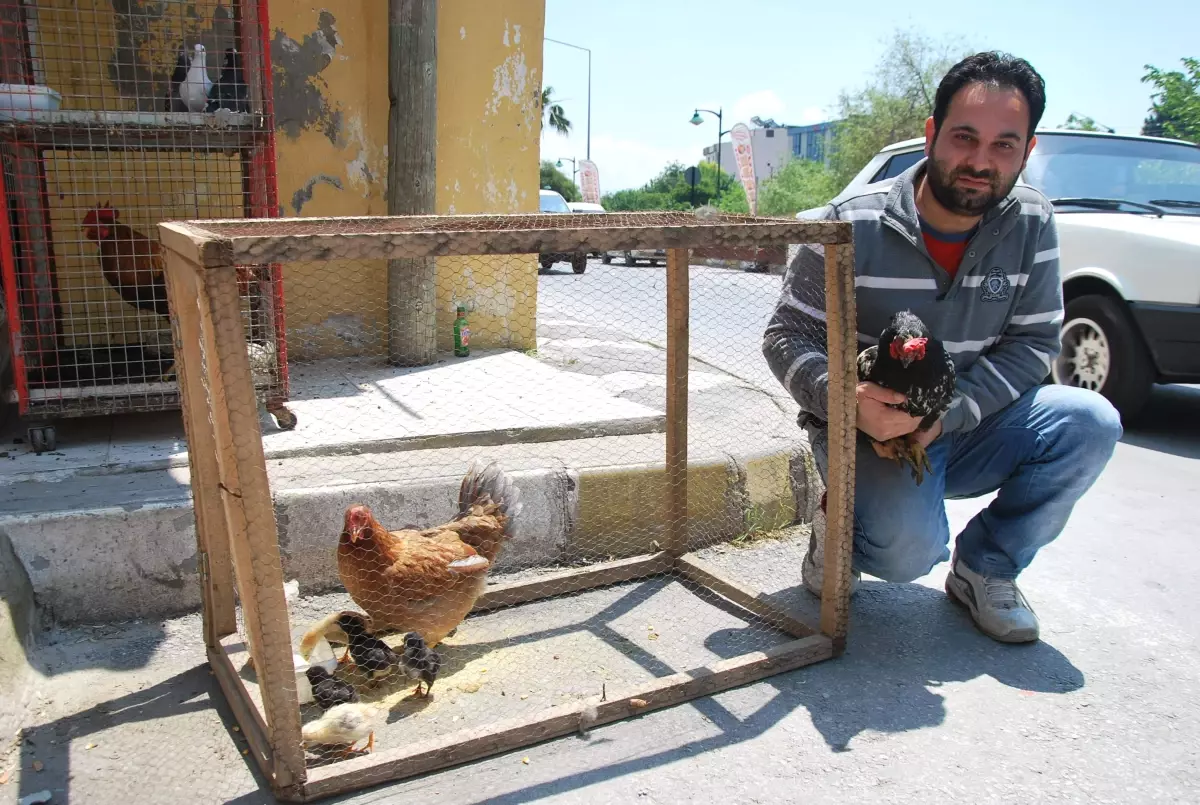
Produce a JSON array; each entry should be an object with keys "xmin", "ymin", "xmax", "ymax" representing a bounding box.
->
[
  {"xmin": 1051, "ymin": 293, "xmax": 1155, "ymax": 421},
  {"xmin": 625, "ymin": 253, "xmax": 638, "ymax": 265},
  {"xmin": 571, "ymin": 254, "xmax": 587, "ymax": 274},
  {"xmin": 602, "ymin": 253, "xmax": 612, "ymax": 264}
]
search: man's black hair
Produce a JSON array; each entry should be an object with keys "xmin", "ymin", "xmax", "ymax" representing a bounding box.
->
[{"xmin": 933, "ymin": 51, "xmax": 1047, "ymax": 141}]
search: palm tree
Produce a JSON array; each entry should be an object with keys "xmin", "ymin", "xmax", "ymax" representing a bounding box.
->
[{"xmin": 541, "ymin": 86, "xmax": 572, "ymax": 136}]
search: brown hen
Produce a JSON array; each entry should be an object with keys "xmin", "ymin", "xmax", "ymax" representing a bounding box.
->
[{"xmin": 336, "ymin": 460, "xmax": 522, "ymax": 646}]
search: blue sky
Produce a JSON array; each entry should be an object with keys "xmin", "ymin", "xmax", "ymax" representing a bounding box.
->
[{"xmin": 542, "ymin": 0, "xmax": 1200, "ymax": 192}]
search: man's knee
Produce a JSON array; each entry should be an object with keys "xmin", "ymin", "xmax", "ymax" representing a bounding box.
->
[
  {"xmin": 855, "ymin": 506, "xmax": 950, "ymax": 583},
  {"xmin": 1043, "ymin": 385, "xmax": 1123, "ymax": 458},
  {"xmin": 861, "ymin": 536, "xmax": 948, "ymax": 583}
]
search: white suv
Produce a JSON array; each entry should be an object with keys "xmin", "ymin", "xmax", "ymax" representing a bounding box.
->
[{"xmin": 805, "ymin": 130, "xmax": 1200, "ymax": 419}]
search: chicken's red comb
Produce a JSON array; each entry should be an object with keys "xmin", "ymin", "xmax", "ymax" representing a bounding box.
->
[{"xmin": 82, "ymin": 202, "xmax": 118, "ymax": 227}]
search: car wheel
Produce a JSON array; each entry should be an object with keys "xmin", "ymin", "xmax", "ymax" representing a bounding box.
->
[
  {"xmin": 571, "ymin": 254, "xmax": 587, "ymax": 274},
  {"xmin": 1051, "ymin": 293, "xmax": 1155, "ymax": 420},
  {"xmin": 539, "ymin": 256, "xmax": 553, "ymax": 273},
  {"xmin": 602, "ymin": 253, "xmax": 612, "ymax": 264},
  {"xmin": 624, "ymin": 252, "xmax": 638, "ymax": 266}
]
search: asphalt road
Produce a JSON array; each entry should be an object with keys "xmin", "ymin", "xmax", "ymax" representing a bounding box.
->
[{"xmin": 538, "ymin": 259, "xmax": 788, "ymax": 397}]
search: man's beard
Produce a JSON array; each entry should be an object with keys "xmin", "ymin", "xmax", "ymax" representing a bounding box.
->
[{"xmin": 924, "ymin": 153, "xmax": 1018, "ymax": 216}]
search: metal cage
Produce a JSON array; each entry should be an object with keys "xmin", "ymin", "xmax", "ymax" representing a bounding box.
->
[{"xmin": 0, "ymin": 0, "xmax": 286, "ymax": 451}]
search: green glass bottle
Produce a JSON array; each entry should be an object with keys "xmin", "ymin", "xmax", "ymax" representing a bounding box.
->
[{"xmin": 453, "ymin": 304, "xmax": 470, "ymax": 357}]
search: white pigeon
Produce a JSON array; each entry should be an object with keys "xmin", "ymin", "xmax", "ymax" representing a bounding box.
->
[{"xmin": 178, "ymin": 43, "xmax": 213, "ymax": 113}]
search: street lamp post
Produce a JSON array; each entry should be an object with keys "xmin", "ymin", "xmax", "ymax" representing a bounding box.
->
[
  {"xmin": 690, "ymin": 107, "xmax": 730, "ymax": 202},
  {"xmin": 544, "ymin": 37, "xmax": 591, "ymax": 161},
  {"xmin": 555, "ymin": 157, "xmax": 579, "ymax": 179}
]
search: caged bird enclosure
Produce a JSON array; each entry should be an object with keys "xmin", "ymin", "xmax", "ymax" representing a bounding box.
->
[
  {"xmin": 158, "ymin": 210, "xmax": 858, "ymax": 801},
  {"xmin": 0, "ymin": 0, "xmax": 287, "ymax": 452}
]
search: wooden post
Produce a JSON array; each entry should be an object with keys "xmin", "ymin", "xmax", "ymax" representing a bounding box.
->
[
  {"xmin": 665, "ymin": 248, "xmax": 690, "ymax": 555},
  {"xmin": 819, "ymin": 241, "xmax": 858, "ymax": 653},
  {"xmin": 162, "ymin": 255, "xmax": 237, "ymax": 647},
  {"xmin": 198, "ymin": 263, "xmax": 306, "ymax": 788},
  {"xmin": 386, "ymin": 0, "xmax": 438, "ymax": 367}
]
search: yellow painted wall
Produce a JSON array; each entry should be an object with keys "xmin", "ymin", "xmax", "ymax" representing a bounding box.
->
[
  {"xmin": 270, "ymin": 0, "xmax": 545, "ymax": 361},
  {"xmin": 433, "ymin": 4, "xmax": 544, "ymax": 353},
  {"xmin": 21, "ymin": 0, "xmax": 543, "ymax": 360}
]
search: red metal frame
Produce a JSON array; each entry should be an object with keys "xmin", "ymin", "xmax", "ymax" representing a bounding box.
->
[{"xmin": 0, "ymin": 161, "xmax": 27, "ymax": 411}]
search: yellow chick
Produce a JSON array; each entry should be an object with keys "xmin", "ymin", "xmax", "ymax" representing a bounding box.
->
[{"xmin": 301, "ymin": 703, "xmax": 382, "ymax": 758}]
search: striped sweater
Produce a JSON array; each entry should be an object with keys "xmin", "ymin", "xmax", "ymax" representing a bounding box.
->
[{"xmin": 763, "ymin": 157, "xmax": 1063, "ymax": 435}]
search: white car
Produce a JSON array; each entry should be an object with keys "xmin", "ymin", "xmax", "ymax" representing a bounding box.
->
[
  {"xmin": 539, "ymin": 189, "xmax": 588, "ymax": 273},
  {"xmin": 804, "ymin": 130, "xmax": 1200, "ymax": 419}
]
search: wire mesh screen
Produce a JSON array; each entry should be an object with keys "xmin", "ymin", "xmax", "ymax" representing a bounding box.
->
[
  {"xmin": 168, "ymin": 212, "xmax": 854, "ymax": 795},
  {"xmin": 0, "ymin": 0, "xmax": 280, "ymax": 420}
]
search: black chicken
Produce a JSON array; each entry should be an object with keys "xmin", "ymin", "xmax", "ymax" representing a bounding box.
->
[
  {"xmin": 335, "ymin": 612, "xmax": 403, "ymax": 687},
  {"xmin": 305, "ymin": 665, "xmax": 359, "ymax": 711},
  {"xmin": 857, "ymin": 310, "xmax": 956, "ymax": 485}
]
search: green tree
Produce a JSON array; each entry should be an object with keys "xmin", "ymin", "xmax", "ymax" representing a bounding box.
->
[
  {"xmin": 757, "ymin": 158, "xmax": 841, "ymax": 217},
  {"xmin": 1059, "ymin": 113, "xmax": 1114, "ymax": 132},
  {"xmin": 829, "ymin": 29, "xmax": 973, "ymax": 187},
  {"xmin": 540, "ymin": 160, "xmax": 580, "ymax": 201},
  {"xmin": 1141, "ymin": 58, "xmax": 1200, "ymax": 143},
  {"xmin": 600, "ymin": 160, "xmax": 747, "ymax": 212},
  {"xmin": 541, "ymin": 86, "xmax": 572, "ymax": 136}
]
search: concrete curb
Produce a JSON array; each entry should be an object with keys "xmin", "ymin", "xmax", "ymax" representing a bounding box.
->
[
  {"xmin": 0, "ymin": 526, "xmax": 37, "ymax": 739},
  {"xmin": 0, "ymin": 441, "xmax": 816, "ymax": 626}
]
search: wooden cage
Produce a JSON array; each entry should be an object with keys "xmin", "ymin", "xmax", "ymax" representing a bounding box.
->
[{"xmin": 157, "ymin": 211, "xmax": 858, "ymax": 802}]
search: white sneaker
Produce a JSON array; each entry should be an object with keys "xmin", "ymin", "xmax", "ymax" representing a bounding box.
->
[
  {"xmin": 945, "ymin": 552, "xmax": 1040, "ymax": 643},
  {"xmin": 802, "ymin": 491, "xmax": 861, "ymax": 598}
]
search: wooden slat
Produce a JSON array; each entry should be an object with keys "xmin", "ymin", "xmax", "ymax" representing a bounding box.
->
[
  {"xmin": 227, "ymin": 222, "xmax": 849, "ymax": 265},
  {"xmin": 471, "ymin": 552, "xmax": 673, "ymax": 613},
  {"xmin": 675, "ymin": 554, "xmax": 816, "ymax": 639},
  {"xmin": 163, "ymin": 253, "xmax": 236, "ymax": 645},
  {"xmin": 665, "ymin": 247, "xmax": 689, "ymax": 556},
  {"xmin": 198, "ymin": 264, "xmax": 306, "ymax": 787},
  {"xmin": 211, "ymin": 638, "xmax": 276, "ymax": 784},
  {"xmin": 819, "ymin": 242, "xmax": 858, "ymax": 654},
  {"xmin": 158, "ymin": 222, "xmax": 231, "ymax": 268},
  {"xmin": 301, "ymin": 634, "xmax": 833, "ymax": 800}
]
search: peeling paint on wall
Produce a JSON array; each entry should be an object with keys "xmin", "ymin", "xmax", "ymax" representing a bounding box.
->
[
  {"xmin": 272, "ymin": 10, "xmax": 345, "ymax": 145},
  {"xmin": 291, "ymin": 174, "xmax": 343, "ymax": 214},
  {"xmin": 487, "ymin": 48, "xmax": 534, "ymax": 127},
  {"xmin": 342, "ymin": 115, "xmax": 385, "ymax": 199}
]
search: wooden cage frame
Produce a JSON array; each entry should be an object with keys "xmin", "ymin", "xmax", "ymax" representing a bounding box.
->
[{"xmin": 157, "ymin": 211, "xmax": 857, "ymax": 802}]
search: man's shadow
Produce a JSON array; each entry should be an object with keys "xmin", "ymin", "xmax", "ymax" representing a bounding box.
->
[{"xmin": 729, "ymin": 578, "xmax": 1084, "ymax": 752}]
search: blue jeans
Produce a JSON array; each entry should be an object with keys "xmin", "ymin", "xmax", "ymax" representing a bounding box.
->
[{"xmin": 809, "ymin": 384, "xmax": 1122, "ymax": 581}]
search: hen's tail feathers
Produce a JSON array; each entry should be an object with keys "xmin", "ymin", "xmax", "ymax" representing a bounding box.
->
[
  {"xmin": 458, "ymin": 459, "xmax": 524, "ymax": 536},
  {"xmin": 298, "ymin": 610, "xmax": 371, "ymax": 660}
]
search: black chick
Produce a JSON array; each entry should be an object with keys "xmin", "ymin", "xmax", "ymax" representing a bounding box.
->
[
  {"xmin": 857, "ymin": 309, "xmax": 956, "ymax": 485},
  {"xmin": 336, "ymin": 612, "xmax": 402, "ymax": 687},
  {"xmin": 205, "ymin": 48, "xmax": 249, "ymax": 113},
  {"xmin": 305, "ymin": 665, "xmax": 359, "ymax": 711},
  {"xmin": 399, "ymin": 632, "xmax": 442, "ymax": 698}
]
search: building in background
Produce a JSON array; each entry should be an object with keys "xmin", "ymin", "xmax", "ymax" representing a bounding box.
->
[{"xmin": 701, "ymin": 118, "xmax": 839, "ymax": 184}]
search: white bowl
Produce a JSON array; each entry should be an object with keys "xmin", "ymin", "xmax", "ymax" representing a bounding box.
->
[
  {"xmin": 290, "ymin": 625, "xmax": 339, "ymax": 705},
  {"xmin": 0, "ymin": 84, "xmax": 62, "ymax": 119}
]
